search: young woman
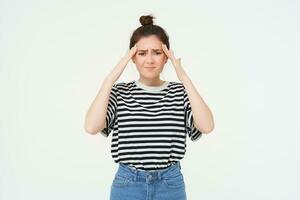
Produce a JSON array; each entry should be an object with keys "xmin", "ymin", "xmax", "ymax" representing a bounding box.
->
[{"xmin": 85, "ymin": 14, "xmax": 214, "ymax": 200}]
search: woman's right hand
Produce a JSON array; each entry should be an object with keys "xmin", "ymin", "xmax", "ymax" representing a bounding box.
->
[
  {"xmin": 106, "ymin": 44, "xmax": 138, "ymax": 83},
  {"xmin": 124, "ymin": 44, "xmax": 138, "ymax": 61}
]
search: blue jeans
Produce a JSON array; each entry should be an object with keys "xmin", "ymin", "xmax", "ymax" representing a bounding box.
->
[{"xmin": 109, "ymin": 162, "xmax": 187, "ymax": 200}]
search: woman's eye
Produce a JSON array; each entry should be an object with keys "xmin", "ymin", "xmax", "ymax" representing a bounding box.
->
[{"xmin": 138, "ymin": 52, "xmax": 161, "ymax": 56}]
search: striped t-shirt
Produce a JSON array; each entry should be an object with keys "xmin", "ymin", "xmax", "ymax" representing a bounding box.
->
[{"xmin": 100, "ymin": 80, "xmax": 202, "ymax": 170}]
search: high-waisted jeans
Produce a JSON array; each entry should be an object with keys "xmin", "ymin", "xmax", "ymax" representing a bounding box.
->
[{"xmin": 109, "ymin": 162, "xmax": 187, "ymax": 200}]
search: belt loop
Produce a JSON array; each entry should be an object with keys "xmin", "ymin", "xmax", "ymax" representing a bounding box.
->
[
  {"xmin": 178, "ymin": 161, "xmax": 181, "ymax": 169},
  {"xmin": 158, "ymin": 171, "xmax": 162, "ymax": 180},
  {"xmin": 134, "ymin": 170, "xmax": 137, "ymax": 181}
]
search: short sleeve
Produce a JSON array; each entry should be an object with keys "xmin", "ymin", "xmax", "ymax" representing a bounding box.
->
[
  {"xmin": 183, "ymin": 86, "xmax": 202, "ymax": 141},
  {"xmin": 100, "ymin": 84, "xmax": 118, "ymax": 137}
]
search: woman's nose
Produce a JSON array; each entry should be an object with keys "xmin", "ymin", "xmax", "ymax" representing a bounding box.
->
[{"xmin": 146, "ymin": 54, "xmax": 154, "ymax": 63}]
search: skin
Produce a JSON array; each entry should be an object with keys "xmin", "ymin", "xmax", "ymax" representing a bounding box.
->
[{"xmin": 131, "ymin": 35, "xmax": 168, "ymax": 86}]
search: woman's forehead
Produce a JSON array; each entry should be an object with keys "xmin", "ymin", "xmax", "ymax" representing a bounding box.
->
[
  {"xmin": 137, "ymin": 35, "xmax": 162, "ymax": 47},
  {"xmin": 136, "ymin": 42, "xmax": 162, "ymax": 51}
]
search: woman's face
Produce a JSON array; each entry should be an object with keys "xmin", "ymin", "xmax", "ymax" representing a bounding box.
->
[{"xmin": 132, "ymin": 35, "xmax": 168, "ymax": 79}]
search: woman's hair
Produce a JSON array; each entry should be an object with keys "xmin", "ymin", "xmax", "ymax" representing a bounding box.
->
[{"xmin": 129, "ymin": 14, "xmax": 170, "ymax": 50}]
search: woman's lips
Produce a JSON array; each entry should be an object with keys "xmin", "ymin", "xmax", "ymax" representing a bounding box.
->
[{"xmin": 145, "ymin": 67, "xmax": 156, "ymax": 70}]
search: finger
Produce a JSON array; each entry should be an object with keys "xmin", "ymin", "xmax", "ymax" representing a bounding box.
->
[
  {"xmin": 169, "ymin": 49, "xmax": 177, "ymax": 61},
  {"xmin": 132, "ymin": 44, "xmax": 138, "ymax": 53},
  {"xmin": 161, "ymin": 44, "xmax": 170, "ymax": 58},
  {"xmin": 130, "ymin": 45, "xmax": 138, "ymax": 57},
  {"xmin": 178, "ymin": 58, "xmax": 181, "ymax": 64}
]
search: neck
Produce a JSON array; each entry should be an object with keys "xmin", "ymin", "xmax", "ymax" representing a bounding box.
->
[{"xmin": 138, "ymin": 77, "xmax": 165, "ymax": 87}]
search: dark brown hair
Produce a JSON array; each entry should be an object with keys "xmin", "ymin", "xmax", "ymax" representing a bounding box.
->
[{"xmin": 129, "ymin": 14, "xmax": 170, "ymax": 50}]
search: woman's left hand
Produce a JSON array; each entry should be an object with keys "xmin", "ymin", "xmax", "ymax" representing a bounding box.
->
[{"xmin": 161, "ymin": 44, "xmax": 188, "ymax": 81}]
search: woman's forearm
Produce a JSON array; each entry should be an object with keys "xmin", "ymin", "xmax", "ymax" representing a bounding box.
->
[
  {"xmin": 180, "ymin": 75, "xmax": 215, "ymax": 134},
  {"xmin": 84, "ymin": 56, "xmax": 130, "ymax": 135},
  {"xmin": 84, "ymin": 77, "xmax": 115, "ymax": 135}
]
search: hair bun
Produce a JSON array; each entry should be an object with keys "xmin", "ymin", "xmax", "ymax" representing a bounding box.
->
[{"xmin": 139, "ymin": 15, "xmax": 154, "ymax": 26}]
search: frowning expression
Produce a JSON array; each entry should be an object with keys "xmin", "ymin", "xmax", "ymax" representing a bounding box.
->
[{"xmin": 132, "ymin": 35, "xmax": 168, "ymax": 78}]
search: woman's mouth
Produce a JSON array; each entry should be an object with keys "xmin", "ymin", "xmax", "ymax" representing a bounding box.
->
[{"xmin": 145, "ymin": 67, "xmax": 156, "ymax": 71}]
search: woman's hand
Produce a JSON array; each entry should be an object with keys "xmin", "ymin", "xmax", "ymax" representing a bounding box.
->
[
  {"xmin": 161, "ymin": 44, "xmax": 187, "ymax": 81},
  {"xmin": 107, "ymin": 45, "xmax": 138, "ymax": 83},
  {"xmin": 124, "ymin": 44, "xmax": 138, "ymax": 62}
]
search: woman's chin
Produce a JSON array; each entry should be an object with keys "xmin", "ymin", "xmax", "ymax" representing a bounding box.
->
[{"xmin": 144, "ymin": 73, "xmax": 160, "ymax": 78}]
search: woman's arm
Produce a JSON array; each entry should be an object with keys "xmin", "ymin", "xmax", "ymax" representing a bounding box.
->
[
  {"xmin": 84, "ymin": 56, "xmax": 135, "ymax": 134},
  {"xmin": 180, "ymin": 75, "xmax": 215, "ymax": 134},
  {"xmin": 84, "ymin": 46, "xmax": 138, "ymax": 135},
  {"xmin": 161, "ymin": 44, "xmax": 214, "ymax": 134},
  {"xmin": 84, "ymin": 76, "xmax": 115, "ymax": 135}
]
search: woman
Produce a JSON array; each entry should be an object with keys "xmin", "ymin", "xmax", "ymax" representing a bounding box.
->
[{"xmin": 84, "ymin": 14, "xmax": 214, "ymax": 200}]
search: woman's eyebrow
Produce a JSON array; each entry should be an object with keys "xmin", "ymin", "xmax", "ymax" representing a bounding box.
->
[{"xmin": 138, "ymin": 49, "xmax": 162, "ymax": 52}]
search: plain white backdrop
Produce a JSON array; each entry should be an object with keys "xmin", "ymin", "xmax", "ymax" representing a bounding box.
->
[{"xmin": 1, "ymin": 0, "xmax": 299, "ymax": 199}]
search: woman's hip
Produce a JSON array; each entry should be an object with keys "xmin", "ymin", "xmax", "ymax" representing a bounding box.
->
[{"xmin": 110, "ymin": 162, "xmax": 187, "ymax": 200}]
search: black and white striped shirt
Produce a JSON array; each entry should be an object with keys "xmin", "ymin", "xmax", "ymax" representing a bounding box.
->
[{"xmin": 101, "ymin": 80, "xmax": 202, "ymax": 170}]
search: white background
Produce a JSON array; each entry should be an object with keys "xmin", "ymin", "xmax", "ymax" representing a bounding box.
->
[{"xmin": 1, "ymin": 0, "xmax": 299, "ymax": 199}]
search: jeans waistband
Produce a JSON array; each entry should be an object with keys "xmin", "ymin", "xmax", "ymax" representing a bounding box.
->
[{"xmin": 117, "ymin": 162, "xmax": 181, "ymax": 181}]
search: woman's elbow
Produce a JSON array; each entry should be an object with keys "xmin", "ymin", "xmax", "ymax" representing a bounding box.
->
[
  {"xmin": 202, "ymin": 126, "xmax": 214, "ymax": 134},
  {"xmin": 199, "ymin": 122, "xmax": 215, "ymax": 134},
  {"xmin": 84, "ymin": 123, "xmax": 100, "ymax": 135}
]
